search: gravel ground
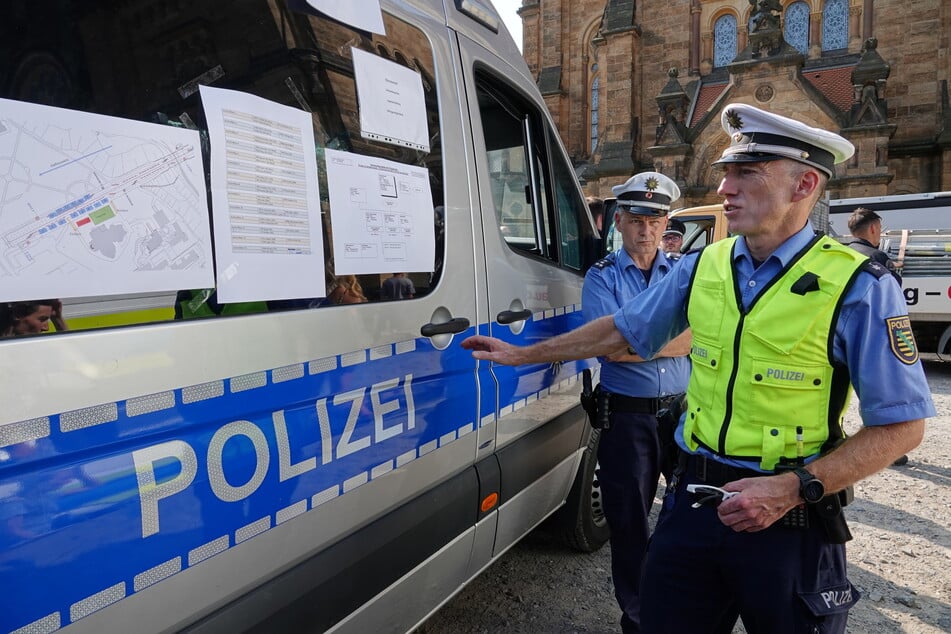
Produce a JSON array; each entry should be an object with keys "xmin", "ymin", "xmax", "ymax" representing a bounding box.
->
[{"xmin": 416, "ymin": 355, "xmax": 951, "ymax": 633}]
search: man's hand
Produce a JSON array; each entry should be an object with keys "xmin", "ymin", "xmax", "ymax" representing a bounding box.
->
[
  {"xmin": 714, "ymin": 471, "xmax": 800, "ymax": 532},
  {"xmin": 460, "ymin": 336, "xmax": 524, "ymax": 365}
]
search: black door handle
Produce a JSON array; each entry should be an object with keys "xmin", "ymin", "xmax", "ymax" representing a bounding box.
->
[
  {"xmin": 496, "ymin": 309, "xmax": 532, "ymax": 324},
  {"xmin": 420, "ymin": 317, "xmax": 470, "ymax": 337}
]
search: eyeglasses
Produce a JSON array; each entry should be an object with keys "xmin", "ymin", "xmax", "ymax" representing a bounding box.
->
[{"xmin": 686, "ymin": 484, "xmax": 737, "ymax": 508}]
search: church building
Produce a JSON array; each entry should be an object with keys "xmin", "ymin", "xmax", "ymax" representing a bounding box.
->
[{"xmin": 517, "ymin": 0, "xmax": 951, "ymax": 204}]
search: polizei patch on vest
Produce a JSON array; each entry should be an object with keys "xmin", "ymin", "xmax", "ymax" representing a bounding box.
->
[{"xmin": 886, "ymin": 316, "xmax": 919, "ymax": 364}]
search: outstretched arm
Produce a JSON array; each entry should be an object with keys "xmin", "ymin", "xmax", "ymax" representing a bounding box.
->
[
  {"xmin": 461, "ymin": 315, "xmax": 628, "ymax": 365},
  {"xmin": 604, "ymin": 329, "xmax": 691, "ymax": 362}
]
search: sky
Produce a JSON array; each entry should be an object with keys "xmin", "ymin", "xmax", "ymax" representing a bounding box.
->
[{"xmin": 492, "ymin": 0, "xmax": 523, "ymax": 50}]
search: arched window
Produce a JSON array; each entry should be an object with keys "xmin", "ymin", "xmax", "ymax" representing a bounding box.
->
[
  {"xmin": 590, "ymin": 67, "xmax": 600, "ymax": 154},
  {"xmin": 822, "ymin": 0, "xmax": 848, "ymax": 51},
  {"xmin": 714, "ymin": 15, "xmax": 738, "ymax": 68},
  {"xmin": 784, "ymin": 1, "xmax": 810, "ymax": 55}
]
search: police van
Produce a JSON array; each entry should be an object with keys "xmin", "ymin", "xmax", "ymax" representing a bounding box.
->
[{"xmin": 0, "ymin": 1, "xmax": 606, "ymax": 632}]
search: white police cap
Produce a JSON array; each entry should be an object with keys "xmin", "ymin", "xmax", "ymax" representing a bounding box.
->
[
  {"xmin": 610, "ymin": 171, "xmax": 681, "ymax": 216},
  {"xmin": 713, "ymin": 103, "xmax": 854, "ymax": 178}
]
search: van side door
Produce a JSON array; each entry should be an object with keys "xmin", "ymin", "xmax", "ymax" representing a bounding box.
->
[{"xmin": 454, "ymin": 31, "xmax": 599, "ymax": 552}]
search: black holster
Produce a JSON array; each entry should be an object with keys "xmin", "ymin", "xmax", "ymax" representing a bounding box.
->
[
  {"xmin": 815, "ymin": 437, "xmax": 854, "ymax": 543},
  {"xmin": 814, "ymin": 490, "xmax": 853, "ymax": 544},
  {"xmin": 656, "ymin": 396, "xmax": 686, "ymax": 482},
  {"xmin": 580, "ymin": 370, "xmax": 610, "ymax": 430}
]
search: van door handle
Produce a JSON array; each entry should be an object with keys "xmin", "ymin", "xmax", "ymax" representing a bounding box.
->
[
  {"xmin": 420, "ymin": 317, "xmax": 470, "ymax": 337},
  {"xmin": 496, "ymin": 309, "xmax": 532, "ymax": 324}
]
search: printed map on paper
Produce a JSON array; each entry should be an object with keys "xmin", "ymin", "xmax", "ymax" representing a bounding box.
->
[{"xmin": 0, "ymin": 98, "xmax": 213, "ymax": 302}]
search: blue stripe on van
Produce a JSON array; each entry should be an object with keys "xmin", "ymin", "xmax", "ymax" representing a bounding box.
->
[{"xmin": 0, "ymin": 308, "xmax": 593, "ymax": 633}]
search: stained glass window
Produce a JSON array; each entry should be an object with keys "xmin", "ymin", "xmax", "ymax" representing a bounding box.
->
[
  {"xmin": 714, "ymin": 15, "xmax": 738, "ymax": 68},
  {"xmin": 823, "ymin": 0, "xmax": 848, "ymax": 51},
  {"xmin": 785, "ymin": 1, "xmax": 810, "ymax": 55}
]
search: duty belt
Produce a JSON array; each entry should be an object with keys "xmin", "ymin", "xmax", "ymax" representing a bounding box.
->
[
  {"xmin": 608, "ymin": 392, "xmax": 685, "ymax": 415},
  {"xmin": 679, "ymin": 451, "xmax": 853, "ymax": 539},
  {"xmin": 681, "ymin": 452, "xmax": 764, "ymax": 486}
]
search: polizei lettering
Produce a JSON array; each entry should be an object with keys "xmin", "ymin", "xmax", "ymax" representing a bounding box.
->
[
  {"xmin": 765, "ymin": 367, "xmax": 804, "ymax": 382},
  {"xmin": 132, "ymin": 373, "xmax": 416, "ymax": 538},
  {"xmin": 820, "ymin": 587, "xmax": 853, "ymax": 609}
]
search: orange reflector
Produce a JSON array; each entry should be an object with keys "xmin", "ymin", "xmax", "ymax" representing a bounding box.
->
[{"xmin": 480, "ymin": 492, "xmax": 499, "ymax": 513}]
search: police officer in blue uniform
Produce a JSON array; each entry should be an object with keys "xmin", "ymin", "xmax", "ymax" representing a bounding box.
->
[
  {"xmin": 582, "ymin": 172, "xmax": 691, "ymax": 634},
  {"xmin": 462, "ymin": 103, "xmax": 934, "ymax": 633},
  {"xmin": 661, "ymin": 218, "xmax": 686, "ymax": 259}
]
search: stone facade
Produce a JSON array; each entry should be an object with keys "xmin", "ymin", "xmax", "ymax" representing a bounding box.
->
[{"xmin": 519, "ymin": 0, "xmax": 951, "ymax": 204}]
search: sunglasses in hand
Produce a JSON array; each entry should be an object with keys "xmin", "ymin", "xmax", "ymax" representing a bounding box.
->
[{"xmin": 686, "ymin": 484, "xmax": 738, "ymax": 508}]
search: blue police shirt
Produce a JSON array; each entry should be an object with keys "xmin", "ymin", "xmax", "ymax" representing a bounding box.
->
[
  {"xmin": 613, "ymin": 224, "xmax": 936, "ymax": 469},
  {"xmin": 583, "ymin": 247, "xmax": 690, "ymax": 398}
]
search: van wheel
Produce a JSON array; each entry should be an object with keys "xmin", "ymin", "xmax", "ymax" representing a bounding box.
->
[{"xmin": 549, "ymin": 428, "xmax": 609, "ymax": 553}]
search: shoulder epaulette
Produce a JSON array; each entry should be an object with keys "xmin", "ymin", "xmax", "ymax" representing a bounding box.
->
[
  {"xmin": 591, "ymin": 256, "xmax": 615, "ymax": 270},
  {"xmin": 861, "ymin": 260, "xmax": 888, "ymax": 279}
]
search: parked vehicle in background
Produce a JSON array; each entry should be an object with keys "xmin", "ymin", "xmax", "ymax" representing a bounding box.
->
[
  {"xmin": 667, "ymin": 204, "xmax": 729, "ymax": 251},
  {"xmin": 830, "ymin": 192, "xmax": 951, "ymax": 356},
  {"xmin": 0, "ymin": 2, "xmax": 605, "ymax": 633}
]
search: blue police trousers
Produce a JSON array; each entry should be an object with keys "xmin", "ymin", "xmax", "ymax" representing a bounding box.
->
[
  {"xmin": 640, "ymin": 473, "xmax": 858, "ymax": 633},
  {"xmin": 597, "ymin": 410, "xmax": 664, "ymax": 634}
]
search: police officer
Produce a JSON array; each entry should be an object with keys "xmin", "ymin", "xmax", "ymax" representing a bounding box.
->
[
  {"xmin": 844, "ymin": 207, "xmax": 901, "ymax": 283},
  {"xmin": 462, "ymin": 103, "xmax": 934, "ymax": 633},
  {"xmin": 661, "ymin": 218, "xmax": 686, "ymax": 259},
  {"xmin": 582, "ymin": 172, "xmax": 690, "ymax": 634}
]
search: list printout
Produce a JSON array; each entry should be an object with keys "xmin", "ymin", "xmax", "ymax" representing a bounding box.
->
[
  {"xmin": 324, "ymin": 148, "xmax": 435, "ymax": 275},
  {"xmin": 0, "ymin": 97, "xmax": 212, "ymax": 302},
  {"xmin": 351, "ymin": 47, "xmax": 430, "ymax": 152},
  {"xmin": 304, "ymin": 0, "xmax": 385, "ymax": 35},
  {"xmin": 201, "ymin": 85, "xmax": 326, "ymax": 303}
]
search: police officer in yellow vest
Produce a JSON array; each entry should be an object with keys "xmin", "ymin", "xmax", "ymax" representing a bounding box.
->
[{"xmin": 462, "ymin": 103, "xmax": 934, "ymax": 633}]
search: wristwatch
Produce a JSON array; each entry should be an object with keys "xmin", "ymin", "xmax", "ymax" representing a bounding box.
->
[{"xmin": 794, "ymin": 467, "xmax": 825, "ymax": 503}]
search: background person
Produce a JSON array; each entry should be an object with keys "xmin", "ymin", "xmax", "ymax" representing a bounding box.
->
[
  {"xmin": 462, "ymin": 103, "xmax": 932, "ymax": 633},
  {"xmin": 328, "ymin": 275, "xmax": 367, "ymax": 305},
  {"xmin": 844, "ymin": 207, "xmax": 901, "ymax": 283},
  {"xmin": 0, "ymin": 299, "xmax": 69, "ymax": 337},
  {"xmin": 661, "ymin": 218, "xmax": 686, "ymax": 258},
  {"xmin": 586, "ymin": 196, "xmax": 605, "ymax": 234},
  {"xmin": 583, "ymin": 171, "xmax": 691, "ymax": 634},
  {"xmin": 381, "ymin": 272, "xmax": 415, "ymax": 300}
]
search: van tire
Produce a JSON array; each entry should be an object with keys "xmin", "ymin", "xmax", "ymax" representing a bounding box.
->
[{"xmin": 550, "ymin": 427, "xmax": 609, "ymax": 553}]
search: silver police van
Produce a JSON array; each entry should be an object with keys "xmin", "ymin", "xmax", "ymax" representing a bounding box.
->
[{"xmin": 0, "ymin": 1, "xmax": 605, "ymax": 632}]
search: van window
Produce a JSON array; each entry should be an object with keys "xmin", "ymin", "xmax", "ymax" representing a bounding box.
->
[
  {"xmin": 678, "ymin": 216, "xmax": 717, "ymax": 250},
  {"xmin": 0, "ymin": 1, "xmax": 444, "ymax": 337},
  {"xmin": 549, "ymin": 128, "xmax": 585, "ymax": 270},
  {"xmin": 476, "ymin": 72, "xmax": 589, "ymax": 269}
]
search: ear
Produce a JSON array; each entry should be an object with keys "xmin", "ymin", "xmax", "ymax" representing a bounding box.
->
[{"xmin": 790, "ymin": 168, "xmax": 821, "ymax": 203}]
